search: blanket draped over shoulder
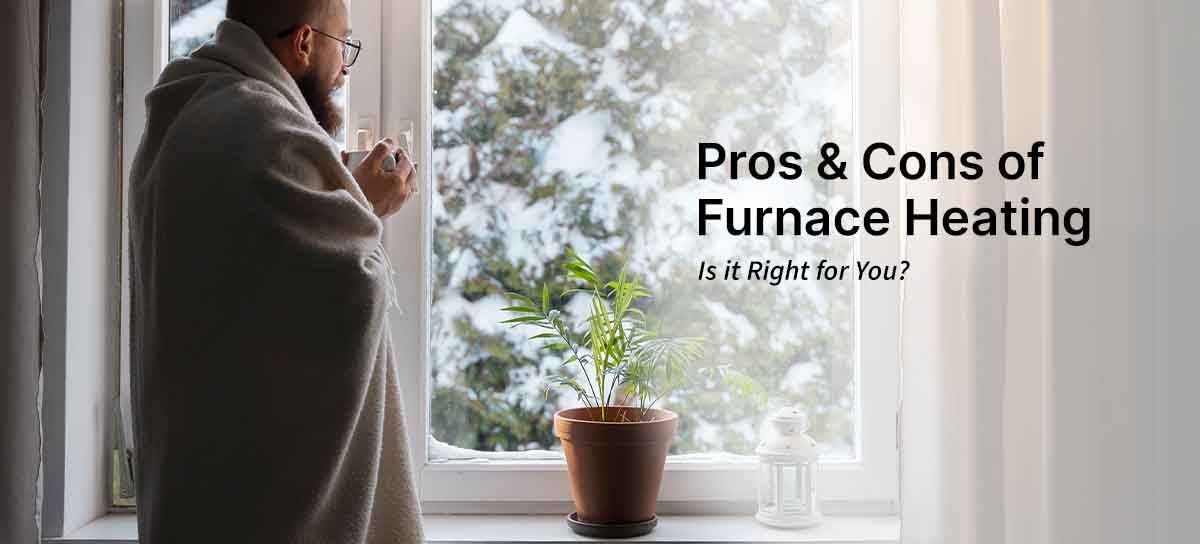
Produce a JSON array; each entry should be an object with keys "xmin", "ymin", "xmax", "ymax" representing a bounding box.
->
[{"xmin": 128, "ymin": 18, "xmax": 422, "ymax": 544}]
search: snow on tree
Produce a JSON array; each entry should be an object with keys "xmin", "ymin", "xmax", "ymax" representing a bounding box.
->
[{"xmin": 432, "ymin": 0, "xmax": 856, "ymax": 456}]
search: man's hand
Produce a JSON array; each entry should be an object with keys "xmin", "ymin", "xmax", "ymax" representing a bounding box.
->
[{"xmin": 346, "ymin": 138, "xmax": 417, "ymax": 218}]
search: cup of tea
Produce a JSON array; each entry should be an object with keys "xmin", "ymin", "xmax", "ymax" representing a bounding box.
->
[{"xmin": 347, "ymin": 149, "xmax": 398, "ymax": 171}]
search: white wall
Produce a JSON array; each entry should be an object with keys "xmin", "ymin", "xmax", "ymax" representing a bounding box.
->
[
  {"xmin": 41, "ymin": 0, "xmax": 121, "ymax": 537},
  {"xmin": 66, "ymin": 0, "xmax": 121, "ymax": 533}
]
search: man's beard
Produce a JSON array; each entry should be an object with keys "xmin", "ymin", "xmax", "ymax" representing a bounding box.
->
[{"xmin": 297, "ymin": 71, "xmax": 344, "ymax": 137}]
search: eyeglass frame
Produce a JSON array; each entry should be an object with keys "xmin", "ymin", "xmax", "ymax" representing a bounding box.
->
[{"xmin": 275, "ymin": 25, "xmax": 362, "ymax": 67}]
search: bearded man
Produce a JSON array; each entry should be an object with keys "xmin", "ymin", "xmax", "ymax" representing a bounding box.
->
[{"xmin": 127, "ymin": 1, "xmax": 423, "ymax": 542}]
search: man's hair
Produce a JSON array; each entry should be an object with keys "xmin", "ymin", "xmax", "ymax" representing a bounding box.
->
[{"xmin": 226, "ymin": 0, "xmax": 335, "ymax": 39}]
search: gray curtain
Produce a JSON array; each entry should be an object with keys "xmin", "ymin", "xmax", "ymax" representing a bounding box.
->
[{"xmin": 0, "ymin": 0, "xmax": 42, "ymax": 542}]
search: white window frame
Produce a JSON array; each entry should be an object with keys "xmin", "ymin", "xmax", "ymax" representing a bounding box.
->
[
  {"xmin": 375, "ymin": 0, "xmax": 901, "ymax": 515},
  {"xmin": 40, "ymin": 0, "xmax": 125, "ymax": 537},
  {"xmin": 111, "ymin": 0, "xmax": 900, "ymax": 520}
]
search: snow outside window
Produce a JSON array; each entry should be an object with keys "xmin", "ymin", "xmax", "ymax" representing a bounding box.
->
[
  {"xmin": 122, "ymin": 0, "xmax": 898, "ymax": 511},
  {"xmin": 429, "ymin": 0, "xmax": 857, "ymax": 462},
  {"xmin": 169, "ymin": 0, "xmax": 227, "ymax": 60}
]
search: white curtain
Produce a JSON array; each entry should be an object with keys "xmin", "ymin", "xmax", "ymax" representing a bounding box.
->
[{"xmin": 897, "ymin": 1, "xmax": 1194, "ymax": 543}]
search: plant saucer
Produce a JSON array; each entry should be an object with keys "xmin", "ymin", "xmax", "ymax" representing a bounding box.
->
[{"xmin": 566, "ymin": 512, "xmax": 658, "ymax": 538}]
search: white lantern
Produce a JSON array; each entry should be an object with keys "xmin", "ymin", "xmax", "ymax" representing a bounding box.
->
[{"xmin": 755, "ymin": 406, "xmax": 821, "ymax": 528}]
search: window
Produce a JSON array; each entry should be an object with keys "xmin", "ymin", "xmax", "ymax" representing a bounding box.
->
[
  {"xmin": 429, "ymin": 1, "xmax": 857, "ymax": 459},
  {"xmin": 169, "ymin": 0, "xmax": 227, "ymax": 61},
  {"xmin": 385, "ymin": 0, "xmax": 900, "ymax": 512},
  {"xmin": 118, "ymin": 0, "xmax": 899, "ymax": 516}
]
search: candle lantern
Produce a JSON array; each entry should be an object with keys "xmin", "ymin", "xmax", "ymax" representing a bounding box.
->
[{"xmin": 755, "ymin": 406, "xmax": 821, "ymax": 528}]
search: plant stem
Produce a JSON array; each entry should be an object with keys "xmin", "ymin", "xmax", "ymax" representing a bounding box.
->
[
  {"xmin": 560, "ymin": 326, "xmax": 599, "ymax": 410},
  {"xmin": 643, "ymin": 392, "xmax": 666, "ymax": 419}
]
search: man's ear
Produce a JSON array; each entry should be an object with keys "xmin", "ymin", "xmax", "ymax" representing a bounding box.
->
[{"xmin": 279, "ymin": 25, "xmax": 315, "ymax": 75}]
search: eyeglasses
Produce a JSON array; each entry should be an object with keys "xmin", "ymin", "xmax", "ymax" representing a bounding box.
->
[{"xmin": 276, "ymin": 25, "xmax": 362, "ymax": 67}]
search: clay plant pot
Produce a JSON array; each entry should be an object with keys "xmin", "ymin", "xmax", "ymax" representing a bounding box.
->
[{"xmin": 553, "ymin": 406, "xmax": 678, "ymax": 525}]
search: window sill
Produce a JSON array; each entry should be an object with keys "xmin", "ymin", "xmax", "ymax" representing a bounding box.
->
[{"xmin": 47, "ymin": 513, "xmax": 899, "ymax": 543}]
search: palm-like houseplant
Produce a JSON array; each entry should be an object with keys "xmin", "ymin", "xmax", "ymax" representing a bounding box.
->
[{"xmin": 502, "ymin": 248, "xmax": 761, "ymax": 535}]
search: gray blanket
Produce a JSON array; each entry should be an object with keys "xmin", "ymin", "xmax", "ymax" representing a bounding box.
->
[{"xmin": 128, "ymin": 19, "xmax": 422, "ymax": 543}]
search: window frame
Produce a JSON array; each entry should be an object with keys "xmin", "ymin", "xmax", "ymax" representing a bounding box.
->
[
  {"xmin": 114, "ymin": 0, "xmax": 901, "ymax": 518},
  {"xmin": 378, "ymin": 0, "xmax": 902, "ymax": 514},
  {"xmin": 116, "ymin": 0, "xmax": 167, "ymax": 511}
]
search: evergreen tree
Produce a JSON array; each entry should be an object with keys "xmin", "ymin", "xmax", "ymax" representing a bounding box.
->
[{"xmin": 432, "ymin": 0, "xmax": 855, "ymax": 456}]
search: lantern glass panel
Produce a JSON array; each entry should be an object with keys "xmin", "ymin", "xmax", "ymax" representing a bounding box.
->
[
  {"xmin": 780, "ymin": 464, "xmax": 797, "ymax": 507},
  {"xmin": 758, "ymin": 463, "xmax": 777, "ymax": 512},
  {"xmin": 796, "ymin": 463, "xmax": 812, "ymax": 513}
]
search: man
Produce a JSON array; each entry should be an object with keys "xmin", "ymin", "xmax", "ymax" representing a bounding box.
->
[{"xmin": 128, "ymin": 1, "xmax": 423, "ymax": 542}]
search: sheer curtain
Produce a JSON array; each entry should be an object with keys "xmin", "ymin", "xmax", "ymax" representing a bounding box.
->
[{"xmin": 897, "ymin": 0, "xmax": 1192, "ymax": 543}]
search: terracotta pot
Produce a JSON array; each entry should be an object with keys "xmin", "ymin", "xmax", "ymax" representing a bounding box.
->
[{"xmin": 553, "ymin": 406, "xmax": 678, "ymax": 524}]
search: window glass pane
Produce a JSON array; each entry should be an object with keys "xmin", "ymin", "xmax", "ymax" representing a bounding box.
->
[
  {"xmin": 170, "ymin": 0, "xmax": 227, "ymax": 60},
  {"xmin": 431, "ymin": 0, "xmax": 855, "ymax": 458}
]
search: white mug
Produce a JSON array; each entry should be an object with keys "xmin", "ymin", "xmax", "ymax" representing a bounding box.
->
[{"xmin": 346, "ymin": 149, "xmax": 398, "ymax": 171}]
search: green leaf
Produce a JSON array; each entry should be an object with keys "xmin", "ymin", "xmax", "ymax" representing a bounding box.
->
[
  {"xmin": 564, "ymin": 263, "xmax": 596, "ymax": 282},
  {"xmin": 546, "ymin": 374, "xmax": 591, "ymax": 407},
  {"xmin": 541, "ymin": 284, "xmax": 549, "ymax": 313},
  {"xmin": 500, "ymin": 316, "xmax": 545, "ymax": 324}
]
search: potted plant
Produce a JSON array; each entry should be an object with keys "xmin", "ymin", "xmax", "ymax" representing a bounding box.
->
[{"xmin": 501, "ymin": 249, "xmax": 762, "ymax": 537}]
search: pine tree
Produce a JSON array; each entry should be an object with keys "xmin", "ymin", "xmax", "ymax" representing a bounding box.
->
[{"xmin": 432, "ymin": 0, "xmax": 856, "ymax": 455}]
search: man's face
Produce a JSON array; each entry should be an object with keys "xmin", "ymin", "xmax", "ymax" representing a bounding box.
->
[{"xmin": 297, "ymin": 1, "xmax": 350, "ymax": 136}]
